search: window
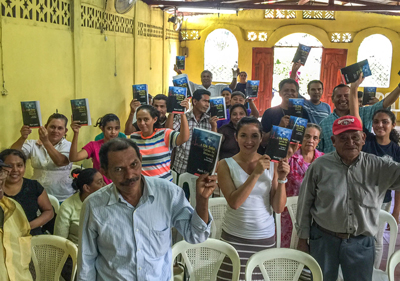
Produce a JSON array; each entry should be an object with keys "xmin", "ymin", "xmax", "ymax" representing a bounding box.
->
[
  {"xmin": 204, "ymin": 29, "xmax": 238, "ymax": 82},
  {"xmin": 357, "ymin": 34, "xmax": 392, "ymax": 88}
]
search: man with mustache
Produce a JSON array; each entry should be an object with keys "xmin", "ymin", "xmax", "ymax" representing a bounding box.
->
[
  {"xmin": 77, "ymin": 138, "xmax": 217, "ymax": 281},
  {"xmin": 296, "ymin": 116, "xmax": 400, "ymax": 281}
]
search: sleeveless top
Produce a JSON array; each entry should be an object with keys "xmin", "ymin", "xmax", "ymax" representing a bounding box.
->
[{"xmin": 222, "ymin": 157, "xmax": 275, "ymax": 239}]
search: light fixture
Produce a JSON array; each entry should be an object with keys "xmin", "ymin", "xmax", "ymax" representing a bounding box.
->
[{"xmin": 177, "ymin": 7, "xmax": 237, "ymax": 14}]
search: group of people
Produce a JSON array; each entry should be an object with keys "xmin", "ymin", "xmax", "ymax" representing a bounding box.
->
[{"xmin": 1, "ymin": 60, "xmax": 400, "ymax": 281}]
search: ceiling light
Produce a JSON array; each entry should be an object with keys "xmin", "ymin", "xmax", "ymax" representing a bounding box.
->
[{"xmin": 177, "ymin": 7, "xmax": 237, "ymax": 14}]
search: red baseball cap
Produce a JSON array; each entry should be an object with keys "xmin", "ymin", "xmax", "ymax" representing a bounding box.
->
[{"xmin": 332, "ymin": 116, "xmax": 363, "ymax": 135}]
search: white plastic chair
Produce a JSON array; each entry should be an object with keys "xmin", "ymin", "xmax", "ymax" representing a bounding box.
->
[
  {"xmin": 171, "ymin": 170, "xmax": 178, "ymax": 185},
  {"xmin": 171, "ymin": 238, "xmax": 240, "ymax": 281},
  {"xmin": 208, "ymin": 197, "xmax": 227, "ymax": 239},
  {"xmin": 31, "ymin": 235, "xmax": 78, "ymax": 281},
  {"xmin": 177, "ymin": 172, "xmax": 198, "ymax": 207},
  {"xmin": 275, "ymin": 196, "xmax": 298, "ymax": 249},
  {"xmin": 388, "ymin": 249, "xmax": 400, "ymax": 281},
  {"xmin": 47, "ymin": 194, "xmax": 60, "ymax": 214},
  {"xmin": 245, "ymin": 248, "xmax": 323, "ymax": 281},
  {"xmin": 275, "ymin": 212, "xmax": 282, "ymax": 248}
]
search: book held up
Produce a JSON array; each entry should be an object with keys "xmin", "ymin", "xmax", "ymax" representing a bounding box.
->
[
  {"xmin": 209, "ymin": 96, "xmax": 227, "ymax": 120},
  {"xmin": 292, "ymin": 44, "xmax": 312, "ymax": 65},
  {"xmin": 132, "ymin": 84, "xmax": 149, "ymax": 105},
  {"xmin": 167, "ymin": 86, "xmax": 187, "ymax": 114},
  {"xmin": 21, "ymin": 101, "xmax": 42, "ymax": 128},
  {"xmin": 245, "ymin": 80, "xmax": 260, "ymax": 99},
  {"xmin": 71, "ymin": 98, "xmax": 92, "ymax": 125},
  {"xmin": 340, "ymin": 60, "xmax": 372, "ymax": 84},
  {"xmin": 176, "ymin": 56, "xmax": 185, "ymax": 70},
  {"xmin": 186, "ymin": 128, "xmax": 222, "ymax": 176},
  {"xmin": 362, "ymin": 87, "xmax": 377, "ymax": 105},
  {"xmin": 265, "ymin": 126, "xmax": 293, "ymax": 162},
  {"xmin": 288, "ymin": 98, "xmax": 304, "ymax": 117},
  {"xmin": 288, "ymin": 116, "xmax": 308, "ymax": 144},
  {"xmin": 173, "ymin": 74, "xmax": 193, "ymax": 98}
]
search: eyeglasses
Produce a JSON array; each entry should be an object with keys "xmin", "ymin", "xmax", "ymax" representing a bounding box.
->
[{"xmin": 0, "ymin": 169, "xmax": 10, "ymax": 178}]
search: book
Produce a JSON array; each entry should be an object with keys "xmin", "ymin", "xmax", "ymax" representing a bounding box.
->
[
  {"xmin": 71, "ymin": 98, "xmax": 92, "ymax": 126},
  {"xmin": 362, "ymin": 87, "xmax": 377, "ymax": 105},
  {"xmin": 173, "ymin": 74, "xmax": 192, "ymax": 98},
  {"xmin": 167, "ymin": 86, "xmax": 187, "ymax": 114},
  {"xmin": 186, "ymin": 128, "xmax": 222, "ymax": 176},
  {"xmin": 176, "ymin": 56, "xmax": 185, "ymax": 70},
  {"xmin": 265, "ymin": 126, "xmax": 293, "ymax": 162},
  {"xmin": 340, "ymin": 59, "xmax": 372, "ymax": 84},
  {"xmin": 21, "ymin": 101, "xmax": 42, "ymax": 128},
  {"xmin": 209, "ymin": 96, "xmax": 227, "ymax": 120},
  {"xmin": 132, "ymin": 84, "xmax": 149, "ymax": 105},
  {"xmin": 245, "ymin": 80, "xmax": 260, "ymax": 99},
  {"xmin": 292, "ymin": 44, "xmax": 312, "ymax": 65},
  {"xmin": 288, "ymin": 116, "xmax": 308, "ymax": 144},
  {"xmin": 288, "ymin": 98, "xmax": 304, "ymax": 117}
]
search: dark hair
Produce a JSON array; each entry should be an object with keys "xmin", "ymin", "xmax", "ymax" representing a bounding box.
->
[
  {"xmin": 357, "ymin": 91, "xmax": 363, "ymax": 99},
  {"xmin": 0, "ymin": 149, "xmax": 27, "ymax": 165},
  {"xmin": 332, "ymin": 84, "xmax": 350, "ymax": 97},
  {"xmin": 239, "ymin": 71, "xmax": 248, "ymax": 77},
  {"xmin": 279, "ymin": 78, "xmax": 299, "ymax": 93},
  {"xmin": 136, "ymin": 105, "xmax": 161, "ymax": 129},
  {"xmin": 71, "ymin": 168, "xmax": 98, "ymax": 194},
  {"xmin": 230, "ymin": 104, "xmax": 248, "ymax": 116},
  {"xmin": 94, "ymin": 113, "xmax": 120, "ymax": 128},
  {"xmin": 46, "ymin": 113, "xmax": 68, "ymax": 127},
  {"xmin": 152, "ymin": 94, "xmax": 168, "ymax": 104},
  {"xmin": 192, "ymin": 89, "xmax": 211, "ymax": 104},
  {"xmin": 201, "ymin": 70, "xmax": 212, "ymax": 78},
  {"xmin": 373, "ymin": 109, "xmax": 400, "ymax": 145},
  {"xmin": 231, "ymin": 91, "xmax": 246, "ymax": 99},
  {"xmin": 307, "ymin": 80, "xmax": 324, "ymax": 91},
  {"xmin": 236, "ymin": 116, "xmax": 263, "ymax": 136},
  {"xmin": 99, "ymin": 138, "xmax": 141, "ymax": 170}
]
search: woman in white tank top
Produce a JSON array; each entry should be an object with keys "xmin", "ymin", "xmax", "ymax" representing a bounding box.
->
[{"xmin": 216, "ymin": 116, "xmax": 290, "ymax": 281}]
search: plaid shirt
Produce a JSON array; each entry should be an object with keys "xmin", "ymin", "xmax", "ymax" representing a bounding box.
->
[
  {"xmin": 172, "ymin": 110, "xmax": 211, "ymax": 174},
  {"xmin": 319, "ymin": 100, "xmax": 384, "ymax": 153}
]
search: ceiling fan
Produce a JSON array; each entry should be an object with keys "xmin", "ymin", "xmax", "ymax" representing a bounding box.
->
[{"xmin": 115, "ymin": 0, "xmax": 137, "ymax": 14}]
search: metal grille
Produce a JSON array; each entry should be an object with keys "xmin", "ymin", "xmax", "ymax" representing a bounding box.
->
[
  {"xmin": 265, "ymin": 9, "xmax": 296, "ymax": 19},
  {"xmin": 303, "ymin": 10, "xmax": 335, "ymax": 20}
]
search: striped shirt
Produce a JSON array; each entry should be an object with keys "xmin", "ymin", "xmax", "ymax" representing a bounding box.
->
[{"xmin": 130, "ymin": 128, "xmax": 179, "ymax": 181}]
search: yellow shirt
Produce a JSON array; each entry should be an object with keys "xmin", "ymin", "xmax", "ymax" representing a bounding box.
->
[{"xmin": 0, "ymin": 196, "xmax": 32, "ymax": 281}]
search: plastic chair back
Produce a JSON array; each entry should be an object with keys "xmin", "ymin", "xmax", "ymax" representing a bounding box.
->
[
  {"xmin": 378, "ymin": 209, "xmax": 398, "ymax": 272},
  {"xmin": 47, "ymin": 194, "xmax": 60, "ymax": 214},
  {"xmin": 388, "ymin": 249, "xmax": 400, "ymax": 281},
  {"xmin": 171, "ymin": 170, "xmax": 178, "ymax": 185},
  {"xmin": 286, "ymin": 196, "xmax": 299, "ymax": 249},
  {"xmin": 208, "ymin": 197, "xmax": 227, "ymax": 239},
  {"xmin": 177, "ymin": 172, "xmax": 198, "ymax": 207},
  {"xmin": 275, "ymin": 212, "xmax": 281, "ymax": 248},
  {"xmin": 245, "ymin": 248, "xmax": 323, "ymax": 281},
  {"xmin": 171, "ymin": 238, "xmax": 240, "ymax": 281},
  {"xmin": 31, "ymin": 235, "xmax": 78, "ymax": 281}
]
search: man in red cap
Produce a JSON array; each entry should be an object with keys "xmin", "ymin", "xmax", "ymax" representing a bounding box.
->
[{"xmin": 295, "ymin": 115, "xmax": 400, "ymax": 281}]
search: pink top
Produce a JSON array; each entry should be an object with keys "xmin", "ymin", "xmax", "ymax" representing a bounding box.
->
[
  {"xmin": 82, "ymin": 139, "xmax": 112, "ymax": 184},
  {"xmin": 281, "ymin": 148, "xmax": 324, "ymax": 248}
]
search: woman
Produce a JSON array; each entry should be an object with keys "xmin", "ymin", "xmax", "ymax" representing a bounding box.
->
[
  {"xmin": 216, "ymin": 117, "xmax": 290, "ymax": 281},
  {"xmin": 350, "ymin": 76, "xmax": 400, "ymax": 269},
  {"xmin": 69, "ymin": 113, "xmax": 122, "ymax": 184},
  {"xmin": 11, "ymin": 113, "xmax": 74, "ymax": 202},
  {"xmin": 130, "ymin": 103, "xmax": 189, "ymax": 181},
  {"xmin": 218, "ymin": 104, "xmax": 248, "ymax": 160},
  {"xmin": 0, "ymin": 149, "xmax": 54, "ymax": 235},
  {"xmin": 280, "ymin": 123, "xmax": 324, "ymax": 248},
  {"xmin": 54, "ymin": 168, "xmax": 105, "ymax": 245}
]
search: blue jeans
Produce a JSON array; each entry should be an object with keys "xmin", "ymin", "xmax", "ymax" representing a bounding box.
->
[{"xmin": 309, "ymin": 224, "xmax": 375, "ymax": 281}]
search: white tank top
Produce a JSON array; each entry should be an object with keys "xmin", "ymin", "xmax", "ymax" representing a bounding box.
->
[{"xmin": 222, "ymin": 157, "xmax": 275, "ymax": 239}]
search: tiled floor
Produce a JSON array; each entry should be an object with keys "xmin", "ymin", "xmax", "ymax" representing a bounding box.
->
[{"xmin": 380, "ymin": 225, "xmax": 400, "ymax": 279}]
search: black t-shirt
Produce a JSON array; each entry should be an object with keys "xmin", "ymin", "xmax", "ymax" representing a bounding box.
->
[
  {"xmin": 234, "ymin": 82, "xmax": 246, "ymax": 94},
  {"xmin": 5, "ymin": 178, "xmax": 44, "ymax": 235},
  {"xmin": 261, "ymin": 105, "xmax": 310, "ymax": 133},
  {"xmin": 362, "ymin": 128, "xmax": 400, "ymax": 203}
]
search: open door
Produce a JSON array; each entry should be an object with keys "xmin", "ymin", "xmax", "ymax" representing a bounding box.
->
[
  {"xmin": 320, "ymin": 48, "xmax": 348, "ymax": 111},
  {"xmin": 252, "ymin": 48, "xmax": 274, "ymax": 115}
]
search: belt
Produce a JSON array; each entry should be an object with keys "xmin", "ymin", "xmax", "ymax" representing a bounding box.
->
[{"xmin": 314, "ymin": 223, "xmax": 356, "ymax": 239}]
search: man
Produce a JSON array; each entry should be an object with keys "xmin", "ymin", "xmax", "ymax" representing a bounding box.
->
[
  {"xmin": 174, "ymin": 66, "xmax": 237, "ymax": 97},
  {"xmin": 261, "ymin": 78, "xmax": 310, "ymax": 137},
  {"xmin": 296, "ymin": 115, "xmax": 400, "ymax": 281},
  {"xmin": 0, "ymin": 160, "xmax": 32, "ymax": 281},
  {"xmin": 167, "ymin": 89, "xmax": 218, "ymax": 177},
  {"xmin": 77, "ymin": 138, "xmax": 217, "ymax": 281},
  {"xmin": 318, "ymin": 83, "xmax": 400, "ymax": 153},
  {"xmin": 234, "ymin": 71, "xmax": 248, "ymax": 94},
  {"xmin": 125, "ymin": 94, "xmax": 168, "ymax": 135},
  {"xmin": 303, "ymin": 80, "xmax": 331, "ymax": 125}
]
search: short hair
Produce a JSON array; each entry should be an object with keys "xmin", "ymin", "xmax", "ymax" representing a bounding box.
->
[
  {"xmin": 357, "ymin": 91, "xmax": 363, "ymax": 99},
  {"xmin": 221, "ymin": 87, "xmax": 232, "ymax": 94},
  {"xmin": 201, "ymin": 70, "xmax": 213, "ymax": 78},
  {"xmin": 231, "ymin": 91, "xmax": 246, "ymax": 99},
  {"xmin": 230, "ymin": 104, "xmax": 248, "ymax": 116},
  {"xmin": 152, "ymin": 94, "xmax": 168, "ymax": 103},
  {"xmin": 236, "ymin": 116, "xmax": 263, "ymax": 136},
  {"xmin": 46, "ymin": 113, "xmax": 68, "ymax": 127},
  {"xmin": 99, "ymin": 138, "xmax": 141, "ymax": 170},
  {"xmin": 306, "ymin": 123, "xmax": 322, "ymax": 133},
  {"xmin": 239, "ymin": 71, "xmax": 248, "ymax": 77},
  {"xmin": 307, "ymin": 80, "xmax": 324, "ymax": 91},
  {"xmin": 192, "ymin": 89, "xmax": 211, "ymax": 104},
  {"xmin": 0, "ymin": 149, "xmax": 27, "ymax": 165},
  {"xmin": 279, "ymin": 78, "xmax": 299, "ymax": 93},
  {"xmin": 332, "ymin": 84, "xmax": 350, "ymax": 96}
]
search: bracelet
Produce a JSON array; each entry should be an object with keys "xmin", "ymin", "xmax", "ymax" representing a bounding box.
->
[{"xmin": 277, "ymin": 178, "xmax": 288, "ymax": 184}]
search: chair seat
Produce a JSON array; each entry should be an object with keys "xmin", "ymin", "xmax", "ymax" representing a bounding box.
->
[{"xmin": 373, "ymin": 268, "xmax": 388, "ymax": 281}]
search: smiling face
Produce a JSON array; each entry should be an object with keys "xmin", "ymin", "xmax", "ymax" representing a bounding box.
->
[
  {"xmin": 136, "ymin": 109, "xmax": 157, "ymax": 136},
  {"xmin": 230, "ymin": 107, "xmax": 247, "ymax": 127},
  {"xmin": 236, "ymin": 123, "xmax": 262, "ymax": 153},
  {"xmin": 373, "ymin": 112, "xmax": 395, "ymax": 139},
  {"xmin": 4, "ymin": 154, "xmax": 25, "ymax": 185},
  {"xmin": 332, "ymin": 87, "xmax": 350, "ymax": 112},
  {"xmin": 46, "ymin": 118, "xmax": 67, "ymax": 145},
  {"xmin": 201, "ymin": 71, "xmax": 212, "ymax": 88},
  {"xmin": 279, "ymin": 83, "xmax": 298, "ymax": 103},
  {"xmin": 302, "ymin": 127, "xmax": 321, "ymax": 153},
  {"xmin": 231, "ymin": 95, "xmax": 245, "ymax": 106},
  {"xmin": 221, "ymin": 91, "xmax": 231, "ymax": 106},
  {"xmin": 308, "ymin": 82, "xmax": 323, "ymax": 104},
  {"xmin": 102, "ymin": 121, "xmax": 120, "ymax": 141},
  {"xmin": 332, "ymin": 130, "xmax": 365, "ymax": 164}
]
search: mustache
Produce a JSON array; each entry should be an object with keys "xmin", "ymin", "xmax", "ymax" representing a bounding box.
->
[{"xmin": 120, "ymin": 177, "xmax": 140, "ymax": 186}]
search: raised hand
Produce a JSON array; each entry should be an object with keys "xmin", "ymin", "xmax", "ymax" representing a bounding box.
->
[
  {"xmin": 277, "ymin": 158, "xmax": 290, "ymax": 180},
  {"xmin": 38, "ymin": 126, "xmax": 50, "ymax": 145},
  {"xmin": 130, "ymin": 99, "xmax": 142, "ymax": 113},
  {"xmin": 180, "ymin": 98, "xmax": 190, "ymax": 111},
  {"xmin": 254, "ymin": 155, "xmax": 271, "ymax": 176},
  {"xmin": 70, "ymin": 120, "xmax": 82, "ymax": 134},
  {"xmin": 196, "ymin": 173, "xmax": 217, "ymax": 200},
  {"xmin": 278, "ymin": 115, "xmax": 290, "ymax": 128},
  {"xmin": 20, "ymin": 125, "xmax": 32, "ymax": 139}
]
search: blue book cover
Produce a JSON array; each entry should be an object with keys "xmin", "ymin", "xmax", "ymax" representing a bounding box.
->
[
  {"xmin": 176, "ymin": 56, "xmax": 185, "ymax": 70},
  {"xmin": 210, "ymin": 96, "xmax": 227, "ymax": 120},
  {"xmin": 167, "ymin": 86, "xmax": 187, "ymax": 114},
  {"xmin": 173, "ymin": 74, "xmax": 192, "ymax": 98},
  {"xmin": 340, "ymin": 59, "xmax": 372, "ymax": 84},
  {"xmin": 288, "ymin": 116, "xmax": 308, "ymax": 144},
  {"xmin": 288, "ymin": 98, "xmax": 305, "ymax": 117},
  {"xmin": 293, "ymin": 44, "xmax": 311, "ymax": 65},
  {"xmin": 265, "ymin": 126, "xmax": 293, "ymax": 162},
  {"xmin": 362, "ymin": 87, "xmax": 377, "ymax": 105},
  {"xmin": 132, "ymin": 84, "xmax": 148, "ymax": 105},
  {"xmin": 187, "ymin": 128, "xmax": 222, "ymax": 176},
  {"xmin": 245, "ymin": 80, "xmax": 260, "ymax": 99}
]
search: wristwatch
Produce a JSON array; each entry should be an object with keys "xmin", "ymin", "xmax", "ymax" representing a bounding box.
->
[{"xmin": 277, "ymin": 178, "xmax": 288, "ymax": 184}]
